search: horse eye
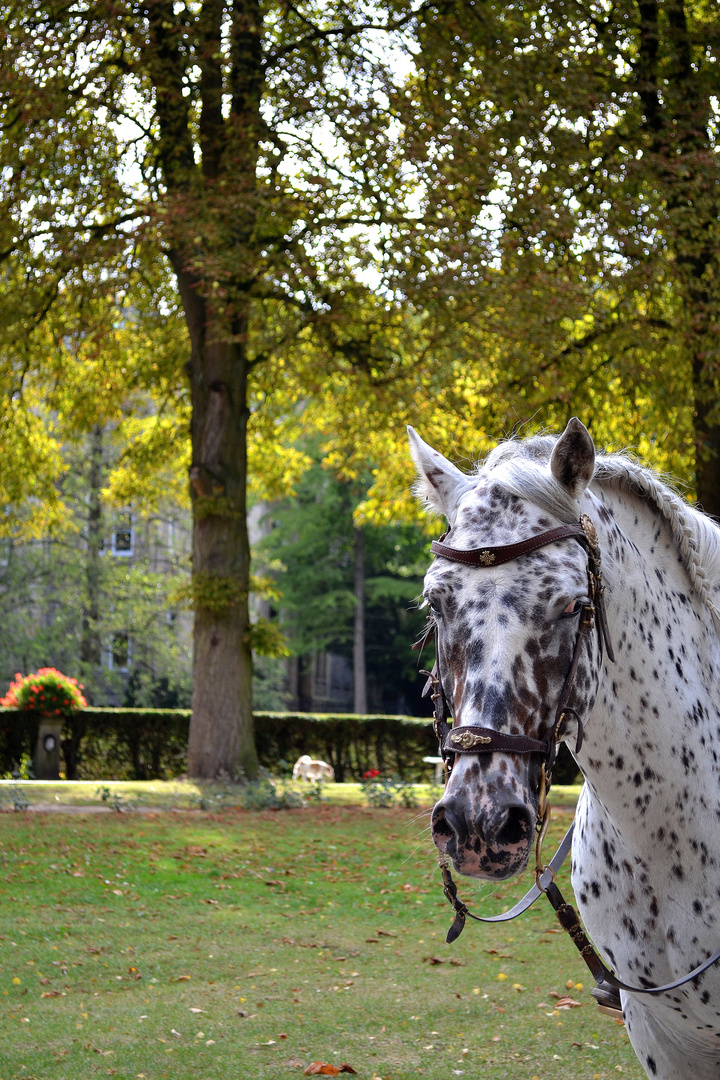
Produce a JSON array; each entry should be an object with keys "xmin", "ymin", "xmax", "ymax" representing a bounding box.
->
[{"xmin": 560, "ymin": 599, "xmax": 583, "ymax": 619}]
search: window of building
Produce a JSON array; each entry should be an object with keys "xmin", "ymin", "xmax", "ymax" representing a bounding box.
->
[
  {"xmin": 108, "ymin": 633, "xmax": 130, "ymax": 672},
  {"xmin": 111, "ymin": 519, "xmax": 133, "ymax": 557}
]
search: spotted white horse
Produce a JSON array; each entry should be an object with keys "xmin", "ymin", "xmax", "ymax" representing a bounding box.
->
[{"xmin": 410, "ymin": 418, "xmax": 720, "ymax": 1080}]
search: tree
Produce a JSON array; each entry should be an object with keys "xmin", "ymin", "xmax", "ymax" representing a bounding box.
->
[
  {"xmin": 0, "ymin": 431, "xmax": 194, "ymax": 715},
  {"xmin": 1, "ymin": 0, "xmax": 443, "ymax": 779},
  {"xmin": 5, "ymin": 1, "xmax": 717, "ymax": 781},
  {"xmin": 257, "ymin": 459, "xmax": 430, "ymax": 714},
  {"xmin": 399, "ymin": 0, "xmax": 720, "ymax": 506}
]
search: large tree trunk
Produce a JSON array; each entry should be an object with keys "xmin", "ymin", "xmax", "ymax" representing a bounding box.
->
[
  {"xmin": 145, "ymin": 0, "xmax": 263, "ymax": 780},
  {"xmin": 353, "ymin": 525, "xmax": 367, "ymax": 714},
  {"xmin": 180, "ymin": 280, "xmax": 259, "ymax": 780}
]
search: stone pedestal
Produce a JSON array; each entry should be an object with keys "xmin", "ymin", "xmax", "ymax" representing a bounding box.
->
[{"xmin": 34, "ymin": 719, "xmax": 63, "ymax": 780}]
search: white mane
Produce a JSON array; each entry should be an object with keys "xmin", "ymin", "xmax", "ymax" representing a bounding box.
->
[{"xmin": 478, "ymin": 435, "xmax": 720, "ymax": 619}]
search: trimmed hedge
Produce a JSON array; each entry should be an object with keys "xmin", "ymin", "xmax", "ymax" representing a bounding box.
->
[
  {"xmin": 0, "ymin": 708, "xmax": 190, "ymax": 782},
  {"xmin": 254, "ymin": 712, "xmax": 439, "ymax": 782},
  {"xmin": 0, "ymin": 708, "xmax": 438, "ymax": 781},
  {"xmin": 0, "ymin": 707, "xmax": 581, "ymax": 784}
]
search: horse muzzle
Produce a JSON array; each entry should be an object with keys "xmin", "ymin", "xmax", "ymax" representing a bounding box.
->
[{"xmin": 431, "ymin": 789, "xmax": 536, "ymax": 880}]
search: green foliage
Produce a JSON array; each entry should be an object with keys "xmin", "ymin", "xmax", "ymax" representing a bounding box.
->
[
  {"xmin": 247, "ymin": 618, "xmax": 289, "ymax": 658},
  {"xmin": 361, "ymin": 772, "xmax": 421, "ymax": 809},
  {"xmin": 240, "ymin": 776, "xmax": 305, "ymax": 811},
  {"xmin": 171, "ymin": 572, "xmax": 248, "ymax": 615},
  {"xmin": 95, "ymin": 784, "xmax": 131, "ymax": 813},
  {"xmin": 1, "ymin": 753, "xmax": 34, "ymax": 782},
  {"xmin": 257, "ymin": 458, "xmax": 430, "ymax": 712}
]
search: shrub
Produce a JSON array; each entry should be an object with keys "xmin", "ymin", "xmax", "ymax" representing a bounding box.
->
[{"xmin": 361, "ymin": 771, "xmax": 421, "ymax": 808}]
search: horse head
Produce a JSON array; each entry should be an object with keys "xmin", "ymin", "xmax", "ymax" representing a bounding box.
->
[{"xmin": 410, "ymin": 418, "xmax": 606, "ymax": 881}]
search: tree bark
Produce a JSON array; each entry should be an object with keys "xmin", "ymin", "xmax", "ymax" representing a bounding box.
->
[
  {"xmin": 181, "ymin": 278, "xmax": 259, "ymax": 780},
  {"xmin": 353, "ymin": 525, "xmax": 367, "ymax": 715}
]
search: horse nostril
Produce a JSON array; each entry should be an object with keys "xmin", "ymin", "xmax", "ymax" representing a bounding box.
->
[
  {"xmin": 494, "ymin": 804, "xmax": 533, "ymax": 847},
  {"xmin": 431, "ymin": 799, "xmax": 467, "ymax": 847}
]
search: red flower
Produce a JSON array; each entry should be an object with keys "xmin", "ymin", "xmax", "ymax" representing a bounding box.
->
[
  {"xmin": 363, "ymin": 769, "xmax": 381, "ymax": 780},
  {"xmin": 1, "ymin": 669, "xmax": 87, "ymax": 711}
]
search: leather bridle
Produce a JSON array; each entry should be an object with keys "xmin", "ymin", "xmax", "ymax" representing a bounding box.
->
[
  {"xmin": 418, "ymin": 511, "xmax": 720, "ymax": 1008},
  {"xmin": 416, "ymin": 513, "xmax": 614, "ymax": 787}
]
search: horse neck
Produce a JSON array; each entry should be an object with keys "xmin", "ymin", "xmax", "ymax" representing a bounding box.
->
[{"xmin": 579, "ymin": 484, "xmax": 720, "ymax": 836}]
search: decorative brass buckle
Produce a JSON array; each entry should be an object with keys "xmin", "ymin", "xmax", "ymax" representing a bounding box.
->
[{"xmin": 450, "ymin": 730, "xmax": 492, "ymax": 750}]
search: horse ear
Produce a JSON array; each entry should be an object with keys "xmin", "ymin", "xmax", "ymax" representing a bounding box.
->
[
  {"xmin": 550, "ymin": 417, "xmax": 596, "ymax": 497},
  {"xmin": 407, "ymin": 426, "xmax": 473, "ymax": 519}
]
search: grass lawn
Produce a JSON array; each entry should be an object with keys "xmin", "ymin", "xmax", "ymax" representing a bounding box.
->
[
  {"xmin": 0, "ymin": 794, "xmax": 642, "ymax": 1080},
  {"xmin": 0, "ymin": 779, "xmax": 584, "ymax": 811}
]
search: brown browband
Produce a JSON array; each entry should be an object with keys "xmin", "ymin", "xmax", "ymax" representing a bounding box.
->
[
  {"xmin": 430, "ymin": 523, "xmax": 587, "ymax": 567},
  {"xmin": 442, "ymin": 726, "xmax": 548, "ymax": 757}
]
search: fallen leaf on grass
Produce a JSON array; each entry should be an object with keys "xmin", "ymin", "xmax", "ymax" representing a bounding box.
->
[
  {"xmin": 174, "ymin": 975, "xmax": 190, "ymax": 982},
  {"xmin": 376, "ymin": 930, "xmax": 397, "ymax": 938},
  {"xmin": 423, "ymin": 956, "xmax": 446, "ymax": 965},
  {"xmin": 265, "ymin": 880, "xmax": 285, "ymax": 889},
  {"xmin": 304, "ymin": 1064, "xmax": 357, "ymax": 1076},
  {"xmin": 551, "ymin": 995, "xmax": 582, "ymax": 1009},
  {"xmin": 189, "ymin": 1008, "xmax": 205, "ymax": 1013},
  {"xmin": 41, "ymin": 990, "xmax": 62, "ymax": 998},
  {"xmin": 365, "ymin": 938, "xmax": 379, "ymax": 944}
]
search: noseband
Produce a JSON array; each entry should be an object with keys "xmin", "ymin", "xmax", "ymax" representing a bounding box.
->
[{"xmin": 416, "ymin": 513, "xmax": 614, "ymax": 787}]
